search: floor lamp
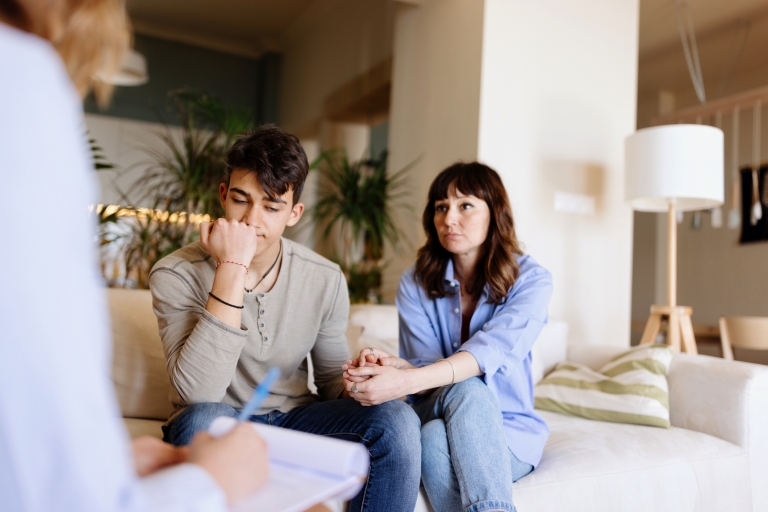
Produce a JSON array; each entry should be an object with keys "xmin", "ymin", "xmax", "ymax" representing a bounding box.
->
[{"xmin": 625, "ymin": 125, "xmax": 724, "ymax": 353}]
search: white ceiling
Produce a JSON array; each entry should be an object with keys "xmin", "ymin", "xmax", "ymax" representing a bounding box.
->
[
  {"xmin": 128, "ymin": 0, "xmax": 768, "ymax": 59},
  {"xmin": 127, "ymin": 0, "xmax": 318, "ymax": 56}
]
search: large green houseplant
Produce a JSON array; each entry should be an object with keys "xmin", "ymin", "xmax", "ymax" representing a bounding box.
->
[{"xmin": 311, "ymin": 149, "xmax": 412, "ymax": 303}]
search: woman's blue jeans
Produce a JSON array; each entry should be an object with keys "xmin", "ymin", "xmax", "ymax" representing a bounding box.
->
[
  {"xmin": 411, "ymin": 377, "xmax": 533, "ymax": 512},
  {"xmin": 163, "ymin": 398, "xmax": 421, "ymax": 512}
]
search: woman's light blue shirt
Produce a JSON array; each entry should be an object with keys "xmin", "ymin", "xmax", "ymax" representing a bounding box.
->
[{"xmin": 396, "ymin": 255, "xmax": 552, "ymax": 467}]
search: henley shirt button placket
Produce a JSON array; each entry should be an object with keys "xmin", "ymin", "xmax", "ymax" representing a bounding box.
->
[{"xmin": 255, "ymin": 295, "xmax": 270, "ymax": 345}]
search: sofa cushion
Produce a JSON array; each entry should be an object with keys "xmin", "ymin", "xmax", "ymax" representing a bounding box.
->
[
  {"xmin": 349, "ymin": 304, "xmax": 399, "ymax": 357},
  {"xmin": 413, "ymin": 410, "xmax": 751, "ymax": 512},
  {"xmin": 349, "ymin": 304, "xmax": 398, "ymax": 341},
  {"xmin": 124, "ymin": 418, "xmax": 165, "ymax": 440},
  {"xmin": 108, "ymin": 288, "xmax": 175, "ymax": 421},
  {"xmin": 531, "ymin": 320, "xmax": 568, "ymax": 384},
  {"xmin": 510, "ymin": 411, "xmax": 751, "ymax": 512},
  {"xmin": 534, "ymin": 344, "xmax": 673, "ymax": 428}
]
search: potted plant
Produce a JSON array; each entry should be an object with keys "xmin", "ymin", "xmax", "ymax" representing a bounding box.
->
[{"xmin": 311, "ymin": 149, "xmax": 412, "ymax": 303}]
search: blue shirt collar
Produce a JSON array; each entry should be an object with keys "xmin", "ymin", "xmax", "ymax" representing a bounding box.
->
[
  {"xmin": 444, "ymin": 259, "xmax": 456, "ymax": 284},
  {"xmin": 443, "ymin": 258, "xmax": 491, "ymax": 298}
]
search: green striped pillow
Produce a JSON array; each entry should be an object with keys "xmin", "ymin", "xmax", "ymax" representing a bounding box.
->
[{"xmin": 534, "ymin": 344, "xmax": 674, "ymax": 428}]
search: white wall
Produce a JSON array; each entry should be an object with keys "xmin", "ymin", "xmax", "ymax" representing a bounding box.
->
[
  {"xmin": 478, "ymin": 0, "xmax": 639, "ymax": 346},
  {"xmin": 85, "ymin": 113, "xmax": 181, "ymax": 207}
]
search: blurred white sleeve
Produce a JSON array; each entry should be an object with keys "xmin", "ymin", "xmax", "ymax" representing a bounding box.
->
[{"xmin": 140, "ymin": 464, "xmax": 227, "ymax": 511}]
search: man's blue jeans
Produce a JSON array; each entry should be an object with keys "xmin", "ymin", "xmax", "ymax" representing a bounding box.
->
[
  {"xmin": 411, "ymin": 377, "xmax": 534, "ymax": 512},
  {"xmin": 164, "ymin": 398, "xmax": 421, "ymax": 512}
]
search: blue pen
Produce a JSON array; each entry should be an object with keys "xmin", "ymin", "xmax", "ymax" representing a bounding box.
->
[{"xmin": 237, "ymin": 367, "xmax": 281, "ymax": 421}]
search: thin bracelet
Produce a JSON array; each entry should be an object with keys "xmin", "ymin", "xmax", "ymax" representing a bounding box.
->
[
  {"xmin": 216, "ymin": 260, "xmax": 249, "ymax": 274},
  {"xmin": 437, "ymin": 358, "xmax": 456, "ymax": 385},
  {"xmin": 208, "ymin": 292, "xmax": 244, "ymax": 309}
]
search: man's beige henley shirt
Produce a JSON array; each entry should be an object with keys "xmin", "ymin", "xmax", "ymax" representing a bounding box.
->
[{"xmin": 148, "ymin": 238, "xmax": 350, "ymax": 421}]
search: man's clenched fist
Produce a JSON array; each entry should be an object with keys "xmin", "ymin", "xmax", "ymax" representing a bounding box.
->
[{"xmin": 200, "ymin": 218, "xmax": 258, "ymax": 267}]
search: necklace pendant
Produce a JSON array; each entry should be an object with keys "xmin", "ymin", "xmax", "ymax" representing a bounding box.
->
[{"xmin": 245, "ymin": 288, "xmax": 253, "ymax": 294}]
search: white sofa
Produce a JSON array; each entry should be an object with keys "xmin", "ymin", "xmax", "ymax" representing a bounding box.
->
[{"xmin": 109, "ymin": 288, "xmax": 768, "ymax": 512}]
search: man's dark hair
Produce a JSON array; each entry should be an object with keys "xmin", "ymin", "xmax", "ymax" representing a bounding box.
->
[{"xmin": 225, "ymin": 125, "xmax": 309, "ymax": 205}]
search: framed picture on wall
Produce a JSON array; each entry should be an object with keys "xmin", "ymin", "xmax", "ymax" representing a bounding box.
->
[{"xmin": 740, "ymin": 165, "xmax": 768, "ymax": 244}]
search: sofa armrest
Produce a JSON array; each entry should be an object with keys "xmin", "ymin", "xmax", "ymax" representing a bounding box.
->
[{"xmin": 668, "ymin": 353, "xmax": 768, "ymax": 511}]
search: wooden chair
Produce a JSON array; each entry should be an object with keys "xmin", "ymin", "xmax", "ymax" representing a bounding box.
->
[{"xmin": 718, "ymin": 316, "xmax": 768, "ymax": 360}]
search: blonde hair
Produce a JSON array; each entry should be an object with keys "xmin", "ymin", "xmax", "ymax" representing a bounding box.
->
[{"xmin": 1, "ymin": 0, "xmax": 130, "ymax": 107}]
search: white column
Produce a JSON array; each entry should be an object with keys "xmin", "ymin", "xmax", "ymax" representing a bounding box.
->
[
  {"xmin": 387, "ymin": 0, "xmax": 639, "ymax": 347},
  {"xmin": 385, "ymin": 0, "xmax": 486, "ymax": 293},
  {"xmin": 477, "ymin": 0, "xmax": 638, "ymax": 346}
]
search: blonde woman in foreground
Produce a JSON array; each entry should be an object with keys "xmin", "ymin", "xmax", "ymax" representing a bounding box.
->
[{"xmin": 0, "ymin": 1, "xmax": 268, "ymax": 511}]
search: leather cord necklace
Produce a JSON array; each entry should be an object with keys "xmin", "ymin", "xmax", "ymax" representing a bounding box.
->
[{"xmin": 244, "ymin": 240, "xmax": 282, "ymax": 294}]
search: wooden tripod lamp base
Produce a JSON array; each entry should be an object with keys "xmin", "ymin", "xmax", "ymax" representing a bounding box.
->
[
  {"xmin": 637, "ymin": 202, "xmax": 698, "ymax": 354},
  {"xmin": 639, "ymin": 305, "xmax": 698, "ymax": 354}
]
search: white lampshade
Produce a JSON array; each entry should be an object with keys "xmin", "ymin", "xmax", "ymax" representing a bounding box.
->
[{"xmin": 625, "ymin": 124, "xmax": 724, "ymax": 212}]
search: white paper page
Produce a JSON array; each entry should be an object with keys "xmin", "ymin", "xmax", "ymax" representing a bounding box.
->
[
  {"xmin": 251, "ymin": 423, "xmax": 369, "ymax": 479},
  {"xmin": 231, "ymin": 463, "xmax": 362, "ymax": 512},
  {"xmin": 209, "ymin": 418, "xmax": 369, "ymax": 481},
  {"xmin": 209, "ymin": 418, "xmax": 369, "ymax": 511}
]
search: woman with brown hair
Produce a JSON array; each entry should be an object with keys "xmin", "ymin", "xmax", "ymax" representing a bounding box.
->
[
  {"xmin": 0, "ymin": 1, "xmax": 267, "ymax": 511},
  {"xmin": 343, "ymin": 162, "xmax": 552, "ymax": 512}
]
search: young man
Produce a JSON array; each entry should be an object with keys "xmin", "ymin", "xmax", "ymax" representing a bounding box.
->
[{"xmin": 149, "ymin": 126, "xmax": 421, "ymax": 512}]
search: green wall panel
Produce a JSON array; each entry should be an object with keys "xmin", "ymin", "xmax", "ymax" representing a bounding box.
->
[{"xmin": 85, "ymin": 34, "xmax": 280, "ymax": 126}]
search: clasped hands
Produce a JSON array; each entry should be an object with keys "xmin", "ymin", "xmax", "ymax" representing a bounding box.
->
[{"xmin": 342, "ymin": 348, "xmax": 415, "ymax": 406}]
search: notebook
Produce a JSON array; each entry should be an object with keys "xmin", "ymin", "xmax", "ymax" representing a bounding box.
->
[{"xmin": 209, "ymin": 417, "xmax": 369, "ymax": 512}]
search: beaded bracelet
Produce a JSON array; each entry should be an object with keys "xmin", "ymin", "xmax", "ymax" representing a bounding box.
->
[{"xmin": 216, "ymin": 260, "xmax": 249, "ymax": 274}]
